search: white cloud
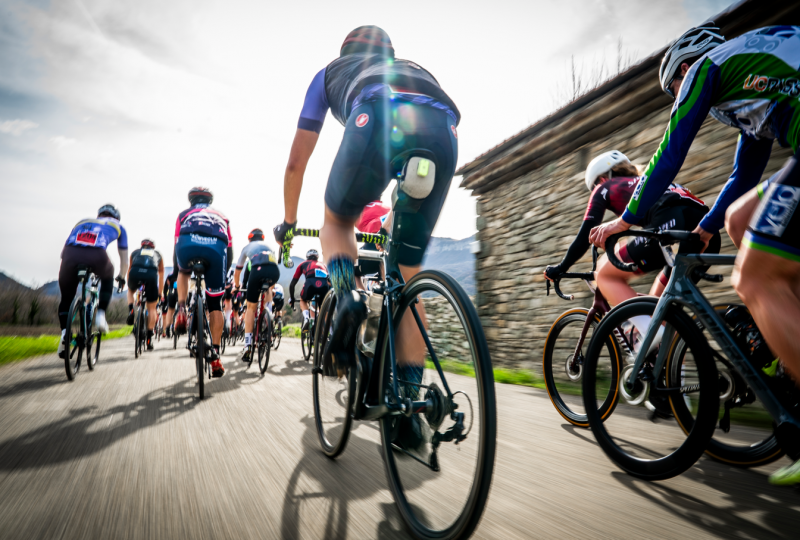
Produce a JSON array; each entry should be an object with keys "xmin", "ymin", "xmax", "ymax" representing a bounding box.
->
[
  {"xmin": 50, "ymin": 135, "xmax": 77, "ymax": 148},
  {"xmin": 0, "ymin": 119, "xmax": 39, "ymax": 136}
]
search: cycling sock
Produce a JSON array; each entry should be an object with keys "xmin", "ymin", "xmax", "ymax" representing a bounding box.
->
[
  {"xmin": 128, "ymin": 303, "xmax": 133, "ymax": 312},
  {"xmin": 58, "ymin": 312, "xmax": 68, "ymax": 330},
  {"xmin": 398, "ymin": 364, "xmax": 424, "ymax": 401},
  {"xmin": 245, "ymin": 333, "xmax": 252, "ymax": 346},
  {"xmin": 630, "ymin": 315, "xmax": 665, "ymax": 355},
  {"xmin": 328, "ymin": 256, "xmax": 356, "ymax": 300},
  {"xmin": 302, "ymin": 310, "xmax": 309, "ymax": 321},
  {"xmin": 213, "ymin": 344, "xmax": 220, "ymax": 352}
]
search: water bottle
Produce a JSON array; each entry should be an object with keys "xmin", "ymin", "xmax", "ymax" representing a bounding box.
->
[{"xmin": 357, "ymin": 291, "xmax": 384, "ymax": 357}]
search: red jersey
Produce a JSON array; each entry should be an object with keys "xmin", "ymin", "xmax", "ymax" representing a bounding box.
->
[
  {"xmin": 356, "ymin": 201, "xmax": 390, "ymax": 233},
  {"xmin": 584, "ymin": 177, "xmax": 704, "ymax": 224},
  {"xmin": 293, "ymin": 260, "xmax": 329, "ymax": 281}
]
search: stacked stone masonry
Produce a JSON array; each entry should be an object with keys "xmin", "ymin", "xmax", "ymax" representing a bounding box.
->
[
  {"xmin": 423, "ymin": 295, "xmax": 473, "ymax": 364},
  {"xmin": 474, "ymin": 108, "xmax": 792, "ymax": 371}
]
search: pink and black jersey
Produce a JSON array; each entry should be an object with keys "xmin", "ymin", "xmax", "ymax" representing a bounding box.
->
[
  {"xmin": 174, "ymin": 204, "xmax": 232, "ymax": 246},
  {"xmin": 584, "ymin": 177, "xmax": 704, "ymax": 225}
]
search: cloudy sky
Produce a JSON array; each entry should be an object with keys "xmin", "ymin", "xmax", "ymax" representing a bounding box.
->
[{"xmin": 0, "ymin": 0, "xmax": 731, "ymax": 286}]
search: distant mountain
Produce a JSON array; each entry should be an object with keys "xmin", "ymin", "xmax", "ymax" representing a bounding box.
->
[
  {"xmin": 0, "ymin": 272, "xmax": 30, "ymax": 292},
  {"xmin": 38, "ymin": 281, "xmax": 60, "ymax": 296},
  {"xmin": 421, "ymin": 235, "xmax": 476, "ymax": 295}
]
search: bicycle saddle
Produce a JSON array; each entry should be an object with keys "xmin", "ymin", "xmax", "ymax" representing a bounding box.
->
[
  {"xmin": 187, "ymin": 258, "xmax": 209, "ymax": 274},
  {"xmin": 76, "ymin": 264, "xmax": 94, "ymax": 276}
]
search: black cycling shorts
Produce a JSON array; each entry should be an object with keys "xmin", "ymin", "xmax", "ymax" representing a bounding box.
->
[
  {"xmin": 324, "ymin": 99, "xmax": 458, "ymax": 266},
  {"xmin": 167, "ymin": 288, "xmax": 178, "ymax": 309},
  {"xmin": 745, "ymin": 154, "xmax": 800, "ymax": 262},
  {"xmin": 301, "ymin": 281, "xmax": 330, "ymax": 303},
  {"xmin": 355, "ymin": 242, "xmax": 382, "ymax": 277},
  {"xmin": 224, "ymin": 285, "xmax": 233, "ymax": 300},
  {"xmin": 620, "ymin": 204, "xmax": 721, "ymax": 282},
  {"xmin": 272, "ymin": 297, "xmax": 284, "ymax": 313},
  {"xmin": 245, "ymin": 263, "xmax": 280, "ymax": 304},
  {"xmin": 129, "ymin": 266, "xmax": 160, "ymax": 302}
]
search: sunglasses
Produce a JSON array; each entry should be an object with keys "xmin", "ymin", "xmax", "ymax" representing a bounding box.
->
[{"xmin": 666, "ymin": 76, "xmax": 684, "ymax": 99}]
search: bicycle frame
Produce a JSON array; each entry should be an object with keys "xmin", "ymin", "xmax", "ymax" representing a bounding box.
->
[{"xmin": 628, "ymin": 253, "xmax": 800, "ymax": 432}]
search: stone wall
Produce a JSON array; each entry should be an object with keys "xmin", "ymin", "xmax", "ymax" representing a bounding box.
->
[
  {"xmin": 424, "ymin": 295, "xmax": 473, "ymax": 363},
  {"xmin": 474, "ymin": 108, "xmax": 792, "ymax": 370}
]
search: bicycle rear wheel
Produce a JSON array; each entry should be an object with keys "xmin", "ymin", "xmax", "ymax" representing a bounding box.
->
[
  {"xmin": 301, "ymin": 320, "xmax": 312, "ymax": 361},
  {"xmin": 64, "ymin": 296, "xmax": 84, "ymax": 381},
  {"xmin": 258, "ymin": 312, "xmax": 271, "ymax": 375},
  {"xmin": 543, "ymin": 308, "xmax": 621, "ymax": 427},
  {"xmin": 173, "ymin": 325, "xmax": 178, "ymax": 349},
  {"xmin": 312, "ymin": 292, "xmax": 354, "ymax": 457},
  {"xmin": 667, "ymin": 304, "xmax": 784, "ymax": 467},
  {"xmin": 196, "ymin": 296, "xmax": 205, "ymax": 400},
  {"xmin": 379, "ymin": 270, "xmax": 496, "ymax": 540},
  {"xmin": 583, "ymin": 300, "xmax": 719, "ymax": 480}
]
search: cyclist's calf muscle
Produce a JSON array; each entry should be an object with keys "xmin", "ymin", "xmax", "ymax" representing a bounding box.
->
[{"xmin": 725, "ymin": 186, "xmax": 761, "ymax": 249}]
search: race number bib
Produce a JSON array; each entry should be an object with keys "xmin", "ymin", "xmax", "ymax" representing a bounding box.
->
[
  {"xmin": 76, "ymin": 231, "xmax": 98, "ymax": 246},
  {"xmin": 314, "ymin": 269, "xmax": 328, "ymax": 278}
]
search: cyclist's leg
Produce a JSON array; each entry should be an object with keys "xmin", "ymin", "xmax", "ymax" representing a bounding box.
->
[
  {"xmin": 57, "ymin": 248, "xmax": 82, "ymax": 331},
  {"xmin": 725, "ymin": 184, "xmax": 763, "ymax": 248},
  {"xmin": 595, "ymin": 250, "xmax": 642, "ymax": 305}
]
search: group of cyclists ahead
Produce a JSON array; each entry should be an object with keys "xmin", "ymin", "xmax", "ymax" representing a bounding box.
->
[{"xmin": 53, "ymin": 22, "xmax": 800, "ymax": 520}]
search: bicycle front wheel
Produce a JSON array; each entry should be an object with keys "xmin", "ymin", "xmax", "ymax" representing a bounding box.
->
[
  {"xmin": 543, "ymin": 308, "xmax": 621, "ymax": 427},
  {"xmin": 379, "ymin": 270, "xmax": 496, "ymax": 540},
  {"xmin": 273, "ymin": 320, "xmax": 282, "ymax": 350},
  {"xmin": 86, "ymin": 304, "xmax": 100, "ymax": 370},
  {"xmin": 583, "ymin": 300, "xmax": 719, "ymax": 480},
  {"xmin": 64, "ymin": 296, "xmax": 84, "ymax": 380},
  {"xmin": 301, "ymin": 320, "xmax": 312, "ymax": 361},
  {"xmin": 312, "ymin": 292, "xmax": 354, "ymax": 458}
]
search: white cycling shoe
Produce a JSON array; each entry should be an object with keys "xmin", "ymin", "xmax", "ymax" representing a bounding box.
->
[
  {"xmin": 57, "ymin": 329, "xmax": 67, "ymax": 358},
  {"xmin": 96, "ymin": 309, "xmax": 109, "ymax": 335}
]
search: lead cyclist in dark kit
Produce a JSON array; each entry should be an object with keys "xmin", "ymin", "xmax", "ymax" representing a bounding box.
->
[{"xmin": 273, "ymin": 25, "xmax": 459, "ymax": 435}]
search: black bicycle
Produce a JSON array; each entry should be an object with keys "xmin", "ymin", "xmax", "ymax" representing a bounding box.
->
[
  {"xmin": 62, "ymin": 268, "xmax": 122, "ymax": 380},
  {"xmin": 280, "ymin": 218, "xmax": 496, "ymax": 539},
  {"xmin": 186, "ymin": 261, "xmax": 215, "ymax": 399},
  {"xmin": 133, "ymin": 284, "xmax": 147, "ymax": 358},
  {"xmin": 241, "ymin": 284, "xmax": 273, "ymax": 375},
  {"xmin": 582, "ymin": 230, "xmax": 800, "ymax": 480},
  {"xmin": 272, "ymin": 314, "xmax": 282, "ymax": 350},
  {"xmin": 298, "ymin": 296, "xmax": 321, "ymax": 362}
]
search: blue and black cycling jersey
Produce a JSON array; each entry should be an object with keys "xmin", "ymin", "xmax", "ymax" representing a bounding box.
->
[{"xmin": 297, "ymin": 53, "xmax": 460, "ymax": 133}]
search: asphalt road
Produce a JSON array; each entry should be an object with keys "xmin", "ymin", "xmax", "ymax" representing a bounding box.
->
[{"xmin": 0, "ymin": 336, "xmax": 798, "ymax": 539}]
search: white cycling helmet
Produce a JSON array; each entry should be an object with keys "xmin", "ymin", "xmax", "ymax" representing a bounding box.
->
[
  {"xmin": 660, "ymin": 23, "xmax": 725, "ymax": 97},
  {"xmin": 584, "ymin": 150, "xmax": 630, "ymax": 191}
]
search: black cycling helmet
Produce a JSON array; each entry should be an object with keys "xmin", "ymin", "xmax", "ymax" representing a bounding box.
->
[
  {"xmin": 248, "ymin": 228, "xmax": 264, "ymax": 241},
  {"xmin": 188, "ymin": 186, "xmax": 214, "ymax": 205},
  {"xmin": 97, "ymin": 204, "xmax": 120, "ymax": 220},
  {"xmin": 340, "ymin": 26, "xmax": 394, "ymax": 58},
  {"xmin": 306, "ymin": 249, "xmax": 319, "ymax": 261},
  {"xmin": 141, "ymin": 238, "xmax": 155, "ymax": 248},
  {"xmin": 660, "ymin": 23, "xmax": 725, "ymax": 98}
]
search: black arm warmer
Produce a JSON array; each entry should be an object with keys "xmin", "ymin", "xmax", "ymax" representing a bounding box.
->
[
  {"xmin": 289, "ymin": 278, "xmax": 299, "ymax": 301},
  {"xmin": 170, "ymin": 250, "xmax": 179, "ymax": 283},
  {"xmin": 227, "ymin": 246, "xmax": 234, "ymax": 271},
  {"xmin": 558, "ymin": 220, "xmax": 597, "ymax": 272}
]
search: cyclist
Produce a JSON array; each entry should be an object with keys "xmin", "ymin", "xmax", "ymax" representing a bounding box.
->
[
  {"xmin": 161, "ymin": 275, "xmax": 178, "ymax": 338},
  {"xmin": 589, "ymin": 25, "xmax": 800, "ymax": 485},
  {"xmin": 57, "ymin": 204, "xmax": 128, "ymax": 358},
  {"xmin": 272, "ymin": 283, "xmax": 285, "ymax": 319},
  {"xmin": 288, "ymin": 250, "xmax": 330, "ymax": 330},
  {"xmin": 233, "ymin": 228, "xmax": 280, "ymax": 362},
  {"xmin": 126, "ymin": 238, "xmax": 165, "ymax": 351},
  {"xmin": 223, "ymin": 267, "xmax": 235, "ymax": 332},
  {"xmin": 545, "ymin": 150, "xmax": 719, "ymax": 344},
  {"xmin": 274, "ymin": 26, "xmax": 459, "ymax": 451},
  {"xmin": 355, "ymin": 200, "xmax": 391, "ymax": 288},
  {"xmin": 171, "ymin": 187, "xmax": 233, "ymax": 377}
]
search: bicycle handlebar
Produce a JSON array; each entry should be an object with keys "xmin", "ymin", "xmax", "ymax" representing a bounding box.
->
[
  {"xmin": 545, "ymin": 245, "xmax": 599, "ymax": 301},
  {"xmin": 279, "ymin": 227, "xmax": 390, "ymax": 268}
]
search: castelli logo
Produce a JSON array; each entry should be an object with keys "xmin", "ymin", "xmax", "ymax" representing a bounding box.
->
[
  {"xmin": 451, "ymin": 125, "xmax": 458, "ymax": 139},
  {"xmin": 356, "ymin": 113, "xmax": 369, "ymax": 128}
]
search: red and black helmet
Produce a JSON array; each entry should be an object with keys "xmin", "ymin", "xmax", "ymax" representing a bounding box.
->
[
  {"xmin": 248, "ymin": 228, "xmax": 264, "ymax": 241},
  {"xmin": 141, "ymin": 238, "xmax": 155, "ymax": 248},
  {"xmin": 188, "ymin": 186, "xmax": 213, "ymax": 205},
  {"xmin": 340, "ymin": 26, "xmax": 394, "ymax": 58}
]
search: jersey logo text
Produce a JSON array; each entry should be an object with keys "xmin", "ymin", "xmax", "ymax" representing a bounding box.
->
[{"xmin": 743, "ymin": 74, "xmax": 800, "ymax": 97}]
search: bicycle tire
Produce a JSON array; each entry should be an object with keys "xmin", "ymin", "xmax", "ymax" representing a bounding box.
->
[
  {"xmin": 379, "ymin": 270, "xmax": 496, "ymax": 540},
  {"xmin": 666, "ymin": 304, "xmax": 784, "ymax": 468},
  {"xmin": 583, "ymin": 301, "xmax": 719, "ymax": 480},
  {"xmin": 196, "ymin": 295, "xmax": 205, "ymax": 400},
  {"xmin": 543, "ymin": 308, "xmax": 621, "ymax": 427},
  {"xmin": 64, "ymin": 295, "xmax": 84, "ymax": 381},
  {"xmin": 312, "ymin": 292, "xmax": 354, "ymax": 457},
  {"xmin": 301, "ymin": 320, "xmax": 312, "ymax": 361},
  {"xmin": 220, "ymin": 326, "xmax": 227, "ymax": 355},
  {"xmin": 273, "ymin": 320, "xmax": 282, "ymax": 350},
  {"xmin": 258, "ymin": 311, "xmax": 271, "ymax": 375},
  {"xmin": 86, "ymin": 305, "xmax": 100, "ymax": 370},
  {"xmin": 173, "ymin": 325, "xmax": 178, "ymax": 349}
]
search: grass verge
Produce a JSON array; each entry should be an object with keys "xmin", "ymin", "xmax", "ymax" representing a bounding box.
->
[
  {"xmin": 282, "ymin": 323, "xmax": 301, "ymax": 338},
  {"xmin": 426, "ymin": 358, "xmax": 546, "ymax": 390},
  {"xmin": 0, "ymin": 326, "xmax": 133, "ymax": 366}
]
